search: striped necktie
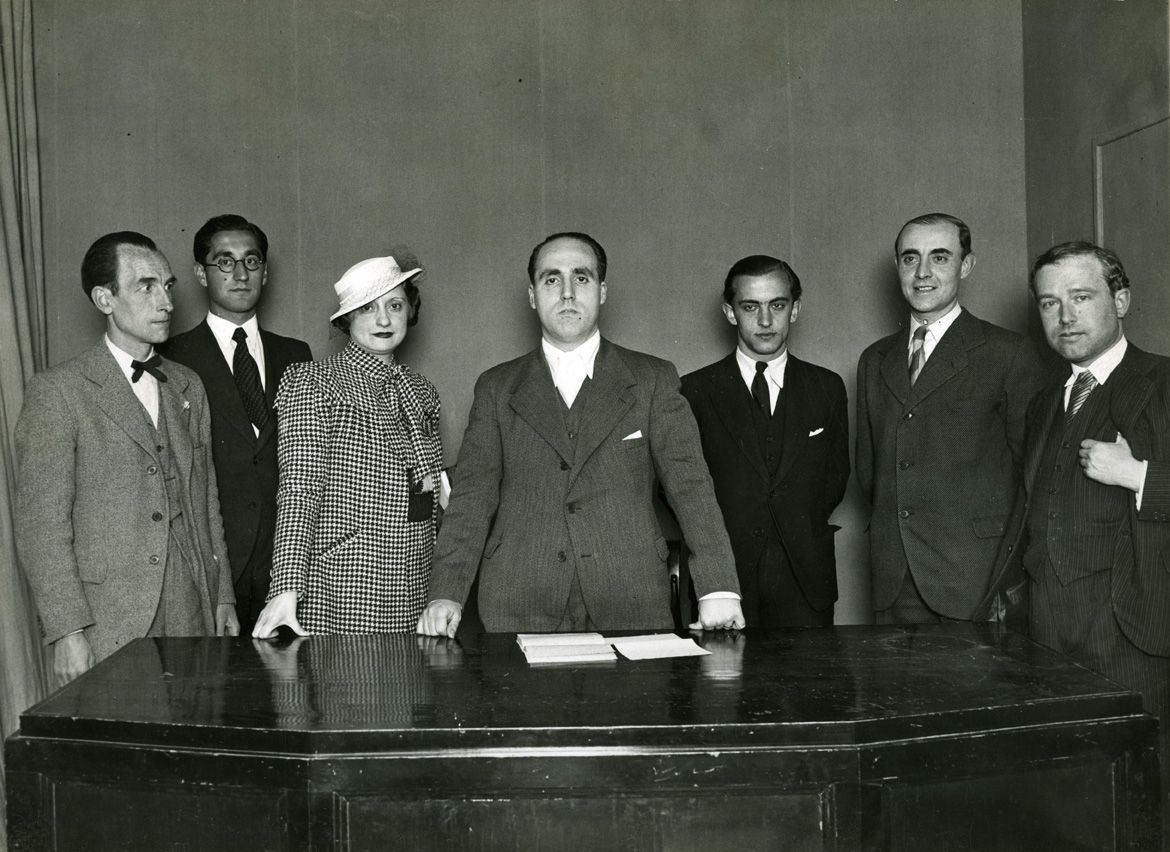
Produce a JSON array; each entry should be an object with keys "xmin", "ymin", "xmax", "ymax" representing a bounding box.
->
[
  {"xmin": 908, "ymin": 325, "xmax": 928, "ymax": 386},
  {"xmin": 1065, "ymin": 370, "xmax": 1097, "ymax": 424}
]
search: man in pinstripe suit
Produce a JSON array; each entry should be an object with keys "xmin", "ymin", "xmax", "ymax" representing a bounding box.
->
[
  {"xmin": 418, "ymin": 233, "xmax": 743, "ymax": 635},
  {"xmin": 982, "ymin": 241, "xmax": 1169, "ymax": 810}
]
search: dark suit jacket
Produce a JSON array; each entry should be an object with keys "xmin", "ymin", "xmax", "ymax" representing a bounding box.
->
[
  {"xmin": 427, "ymin": 338, "xmax": 740, "ymax": 631},
  {"xmin": 680, "ymin": 353, "xmax": 849, "ymax": 610},
  {"xmin": 855, "ymin": 309, "xmax": 1045, "ymax": 619},
  {"xmin": 161, "ymin": 320, "xmax": 311, "ymax": 593},
  {"xmin": 14, "ymin": 342, "xmax": 233, "ymax": 661},
  {"xmin": 978, "ymin": 343, "xmax": 1170, "ymax": 656}
]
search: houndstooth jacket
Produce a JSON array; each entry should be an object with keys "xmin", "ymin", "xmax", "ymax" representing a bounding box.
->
[{"xmin": 269, "ymin": 342, "xmax": 442, "ymax": 633}]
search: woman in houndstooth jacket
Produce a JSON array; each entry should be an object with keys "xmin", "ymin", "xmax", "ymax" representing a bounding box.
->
[{"xmin": 252, "ymin": 253, "xmax": 443, "ymax": 635}]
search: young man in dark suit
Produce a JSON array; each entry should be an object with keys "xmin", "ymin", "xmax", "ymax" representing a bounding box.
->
[
  {"xmin": 161, "ymin": 215, "xmax": 311, "ymax": 635},
  {"xmin": 681, "ymin": 256, "xmax": 849, "ymax": 626},
  {"xmin": 856, "ymin": 213, "xmax": 1045, "ymax": 623},
  {"xmin": 981, "ymin": 241, "xmax": 1169, "ymax": 819},
  {"xmin": 417, "ymin": 232, "xmax": 743, "ymax": 636}
]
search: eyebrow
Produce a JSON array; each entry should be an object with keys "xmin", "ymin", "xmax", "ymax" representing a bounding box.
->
[
  {"xmin": 900, "ymin": 247, "xmax": 953, "ymax": 259},
  {"xmin": 212, "ymin": 250, "xmax": 262, "ymax": 258},
  {"xmin": 538, "ymin": 266, "xmax": 596, "ymax": 280}
]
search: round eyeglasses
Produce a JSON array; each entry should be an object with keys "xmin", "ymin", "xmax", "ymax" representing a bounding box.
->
[{"xmin": 204, "ymin": 255, "xmax": 265, "ymax": 274}]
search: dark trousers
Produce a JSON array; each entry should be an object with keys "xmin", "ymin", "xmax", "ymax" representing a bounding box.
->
[
  {"xmin": 875, "ymin": 566, "xmax": 963, "ymax": 625},
  {"xmin": 742, "ymin": 533, "xmax": 832, "ymax": 628}
]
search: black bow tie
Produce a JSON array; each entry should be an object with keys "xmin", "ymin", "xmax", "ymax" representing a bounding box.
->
[{"xmin": 130, "ymin": 354, "xmax": 167, "ymax": 383}]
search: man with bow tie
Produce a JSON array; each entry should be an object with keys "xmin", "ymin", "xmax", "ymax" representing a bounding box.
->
[
  {"xmin": 417, "ymin": 232, "xmax": 742, "ymax": 636},
  {"xmin": 15, "ymin": 231, "xmax": 238, "ymax": 687},
  {"xmin": 681, "ymin": 256, "xmax": 849, "ymax": 626}
]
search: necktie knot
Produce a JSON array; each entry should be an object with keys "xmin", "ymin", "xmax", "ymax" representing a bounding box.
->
[
  {"xmin": 912, "ymin": 325, "xmax": 927, "ymax": 342},
  {"xmin": 751, "ymin": 360, "xmax": 771, "ymax": 413},
  {"xmin": 755, "ymin": 360, "xmax": 768, "ymax": 374},
  {"xmin": 130, "ymin": 354, "xmax": 166, "ymax": 383},
  {"xmin": 233, "ymin": 327, "xmax": 248, "ymax": 344}
]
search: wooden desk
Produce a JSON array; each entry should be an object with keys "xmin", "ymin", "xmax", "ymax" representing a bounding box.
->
[{"xmin": 5, "ymin": 626, "xmax": 1161, "ymax": 850}]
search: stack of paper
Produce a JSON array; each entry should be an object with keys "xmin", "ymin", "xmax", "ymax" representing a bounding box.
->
[
  {"xmin": 610, "ymin": 634, "xmax": 711, "ymax": 660},
  {"xmin": 516, "ymin": 632, "xmax": 617, "ymax": 664}
]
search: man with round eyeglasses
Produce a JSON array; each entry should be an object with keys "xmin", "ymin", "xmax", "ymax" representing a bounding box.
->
[{"xmin": 161, "ymin": 214, "xmax": 311, "ymax": 635}]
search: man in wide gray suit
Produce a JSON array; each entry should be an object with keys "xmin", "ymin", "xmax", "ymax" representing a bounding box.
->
[
  {"xmin": 856, "ymin": 213, "xmax": 1045, "ymax": 623},
  {"xmin": 15, "ymin": 231, "xmax": 238, "ymax": 687},
  {"xmin": 417, "ymin": 232, "xmax": 743, "ymax": 635}
]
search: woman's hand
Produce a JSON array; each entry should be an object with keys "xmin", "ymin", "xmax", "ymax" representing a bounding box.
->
[{"xmin": 251, "ymin": 591, "xmax": 309, "ymax": 639}]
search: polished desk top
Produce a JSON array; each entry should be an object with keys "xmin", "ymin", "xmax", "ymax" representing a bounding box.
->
[{"xmin": 16, "ymin": 626, "xmax": 1137, "ymax": 754}]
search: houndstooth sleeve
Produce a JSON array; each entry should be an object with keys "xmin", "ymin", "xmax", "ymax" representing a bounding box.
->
[{"xmin": 269, "ymin": 362, "xmax": 329, "ymax": 600}]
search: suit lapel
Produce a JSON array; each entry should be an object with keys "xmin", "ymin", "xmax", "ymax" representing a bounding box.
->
[
  {"xmin": 1024, "ymin": 382, "xmax": 1063, "ymax": 493},
  {"xmin": 80, "ymin": 343, "xmax": 158, "ymax": 459},
  {"xmin": 190, "ymin": 321, "xmax": 257, "ymax": 445},
  {"xmin": 708, "ymin": 354, "xmax": 768, "ymax": 484},
  {"xmin": 1104, "ymin": 345, "xmax": 1156, "ymax": 456},
  {"xmin": 906, "ymin": 310, "xmax": 976, "ymax": 405},
  {"xmin": 159, "ymin": 367, "xmax": 195, "ymax": 486},
  {"xmin": 256, "ymin": 329, "xmax": 285, "ymax": 452},
  {"xmin": 772, "ymin": 356, "xmax": 812, "ymax": 486},
  {"xmin": 878, "ymin": 332, "xmax": 911, "ymax": 405},
  {"xmin": 508, "ymin": 350, "xmax": 573, "ymax": 464},
  {"xmin": 570, "ymin": 340, "xmax": 636, "ymax": 484}
]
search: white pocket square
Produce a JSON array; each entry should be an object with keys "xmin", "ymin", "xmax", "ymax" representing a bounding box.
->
[
  {"xmin": 808, "ymin": 427, "xmax": 824, "ymax": 437},
  {"xmin": 623, "ymin": 430, "xmax": 643, "ymax": 441}
]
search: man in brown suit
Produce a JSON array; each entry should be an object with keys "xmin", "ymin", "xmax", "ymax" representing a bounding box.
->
[
  {"xmin": 15, "ymin": 232, "xmax": 238, "ymax": 686},
  {"xmin": 856, "ymin": 213, "xmax": 1045, "ymax": 623},
  {"xmin": 417, "ymin": 232, "xmax": 742, "ymax": 636}
]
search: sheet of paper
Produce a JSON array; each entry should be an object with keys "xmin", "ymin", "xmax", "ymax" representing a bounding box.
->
[
  {"xmin": 610, "ymin": 634, "xmax": 711, "ymax": 661},
  {"xmin": 516, "ymin": 632, "xmax": 606, "ymax": 650},
  {"xmin": 518, "ymin": 632, "xmax": 616, "ymax": 664}
]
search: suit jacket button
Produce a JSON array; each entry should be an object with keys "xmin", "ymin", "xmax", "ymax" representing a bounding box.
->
[
  {"xmin": 557, "ymin": 551, "xmax": 567, "ymax": 562},
  {"xmin": 149, "ymin": 555, "xmax": 160, "ymax": 565},
  {"xmin": 898, "ymin": 509, "xmax": 911, "ymax": 519},
  {"xmin": 899, "ymin": 461, "xmax": 912, "ymax": 470},
  {"xmin": 904, "ymin": 412, "xmax": 914, "ymax": 420},
  {"xmin": 566, "ymin": 502, "xmax": 577, "ymax": 514},
  {"xmin": 147, "ymin": 465, "xmax": 159, "ymax": 475},
  {"xmin": 152, "ymin": 511, "xmax": 163, "ymax": 522},
  {"xmin": 560, "ymin": 461, "xmax": 570, "ymax": 471}
]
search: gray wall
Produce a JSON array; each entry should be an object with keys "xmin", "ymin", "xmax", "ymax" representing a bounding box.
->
[
  {"xmin": 34, "ymin": 0, "xmax": 1030, "ymax": 624},
  {"xmin": 1022, "ymin": 0, "xmax": 1169, "ymax": 352}
]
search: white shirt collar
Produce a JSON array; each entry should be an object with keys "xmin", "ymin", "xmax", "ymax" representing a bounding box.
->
[
  {"xmin": 908, "ymin": 301, "xmax": 962, "ymax": 345},
  {"xmin": 206, "ymin": 311, "xmax": 260, "ymax": 346},
  {"xmin": 104, "ymin": 334, "xmax": 155, "ymax": 380},
  {"xmin": 1066, "ymin": 335, "xmax": 1128, "ymax": 388},
  {"xmin": 541, "ymin": 329, "xmax": 601, "ymax": 378},
  {"xmin": 734, "ymin": 346, "xmax": 787, "ymax": 391}
]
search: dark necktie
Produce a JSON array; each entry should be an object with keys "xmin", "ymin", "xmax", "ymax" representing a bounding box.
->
[
  {"xmin": 232, "ymin": 327, "xmax": 269, "ymax": 430},
  {"xmin": 130, "ymin": 354, "xmax": 167, "ymax": 383},
  {"xmin": 1065, "ymin": 370, "xmax": 1097, "ymax": 424},
  {"xmin": 752, "ymin": 360, "xmax": 770, "ymax": 414},
  {"xmin": 908, "ymin": 324, "xmax": 928, "ymax": 386}
]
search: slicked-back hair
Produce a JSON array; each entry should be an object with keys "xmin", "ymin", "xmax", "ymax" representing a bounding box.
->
[
  {"xmin": 527, "ymin": 232, "xmax": 607, "ymax": 284},
  {"xmin": 81, "ymin": 231, "xmax": 158, "ymax": 298},
  {"xmin": 193, "ymin": 214, "xmax": 269, "ymax": 264},
  {"xmin": 1029, "ymin": 240, "xmax": 1129, "ymax": 296},
  {"xmin": 722, "ymin": 255, "xmax": 802, "ymax": 304},
  {"xmin": 895, "ymin": 213, "xmax": 972, "ymax": 259}
]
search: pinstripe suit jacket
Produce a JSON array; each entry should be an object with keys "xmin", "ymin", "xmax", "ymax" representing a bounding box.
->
[
  {"xmin": 14, "ymin": 341, "xmax": 234, "ymax": 662},
  {"xmin": 427, "ymin": 338, "xmax": 740, "ymax": 631},
  {"xmin": 856, "ymin": 309, "xmax": 1046, "ymax": 618},
  {"xmin": 979, "ymin": 342, "xmax": 1170, "ymax": 656}
]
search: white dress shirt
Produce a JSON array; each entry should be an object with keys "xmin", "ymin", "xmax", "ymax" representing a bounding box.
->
[
  {"xmin": 542, "ymin": 329, "xmax": 600, "ymax": 407},
  {"xmin": 907, "ymin": 301, "xmax": 962, "ymax": 365},
  {"xmin": 105, "ymin": 335, "xmax": 160, "ymax": 427},
  {"xmin": 735, "ymin": 347, "xmax": 787, "ymax": 414}
]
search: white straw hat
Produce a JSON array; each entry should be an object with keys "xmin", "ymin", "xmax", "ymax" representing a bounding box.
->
[{"xmin": 330, "ymin": 255, "xmax": 422, "ymax": 321}]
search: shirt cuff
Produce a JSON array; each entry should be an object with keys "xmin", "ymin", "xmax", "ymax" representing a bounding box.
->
[
  {"xmin": 1135, "ymin": 460, "xmax": 1149, "ymax": 510},
  {"xmin": 698, "ymin": 591, "xmax": 742, "ymax": 601}
]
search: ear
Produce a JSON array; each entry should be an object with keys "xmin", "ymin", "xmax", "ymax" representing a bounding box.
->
[
  {"xmin": 1114, "ymin": 287, "xmax": 1131, "ymax": 319},
  {"xmin": 193, "ymin": 262, "xmax": 208, "ymax": 289},
  {"xmin": 527, "ymin": 285, "xmax": 536, "ymax": 310},
  {"xmin": 91, "ymin": 286, "xmax": 115, "ymax": 316},
  {"xmin": 789, "ymin": 299, "xmax": 801, "ymax": 324},
  {"xmin": 721, "ymin": 302, "xmax": 738, "ymax": 326},
  {"xmin": 598, "ymin": 281, "xmax": 607, "ymax": 305},
  {"xmin": 959, "ymin": 252, "xmax": 976, "ymax": 280}
]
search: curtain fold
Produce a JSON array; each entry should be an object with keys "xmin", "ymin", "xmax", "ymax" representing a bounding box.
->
[{"xmin": 0, "ymin": 0, "xmax": 50, "ymax": 847}]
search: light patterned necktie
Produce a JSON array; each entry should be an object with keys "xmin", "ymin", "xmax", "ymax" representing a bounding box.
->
[
  {"xmin": 908, "ymin": 325, "xmax": 928, "ymax": 386},
  {"xmin": 1065, "ymin": 370, "xmax": 1097, "ymax": 424}
]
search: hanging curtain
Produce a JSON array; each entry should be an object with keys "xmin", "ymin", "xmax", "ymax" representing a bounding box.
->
[{"xmin": 0, "ymin": 0, "xmax": 50, "ymax": 845}]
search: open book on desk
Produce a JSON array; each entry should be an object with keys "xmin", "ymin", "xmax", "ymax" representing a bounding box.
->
[{"xmin": 516, "ymin": 632, "xmax": 617, "ymax": 664}]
